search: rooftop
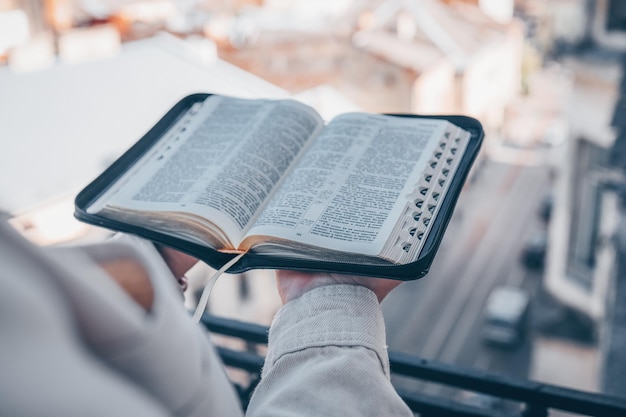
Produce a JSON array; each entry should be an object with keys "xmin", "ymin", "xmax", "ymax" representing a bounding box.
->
[
  {"xmin": 355, "ymin": 0, "xmax": 511, "ymax": 70},
  {"xmin": 0, "ymin": 33, "xmax": 286, "ymax": 214}
]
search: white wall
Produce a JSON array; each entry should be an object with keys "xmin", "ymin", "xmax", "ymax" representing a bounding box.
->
[
  {"xmin": 412, "ymin": 58, "xmax": 456, "ymax": 115},
  {"xmin": 461, "ymin": 25, "xmax": 522, "ymax": 128}
]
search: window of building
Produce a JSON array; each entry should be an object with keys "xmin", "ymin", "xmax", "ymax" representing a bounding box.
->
[{"xmin": 607, "ymin": 0, "xmax": 626, "ymax": 32}]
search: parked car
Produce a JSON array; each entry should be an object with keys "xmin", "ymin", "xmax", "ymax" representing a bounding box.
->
[
  {"xmin": 481, "ymin": 286, "xmax": 530, "ymax": 348},
  {"xmin": 521, "ymin": 231, "xmax": 548, "ymax": 269},
  {"xmin": 538, "ymin": 193, "xmax": 553, "ymax": 222}
]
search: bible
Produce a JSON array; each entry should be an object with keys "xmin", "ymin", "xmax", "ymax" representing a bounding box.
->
[{"xmin": 75, "ymin": 93, "xmax": 483, "ymax": 280}]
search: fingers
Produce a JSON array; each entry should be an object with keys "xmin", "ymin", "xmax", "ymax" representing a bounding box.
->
[
  {"xmin": 275, "ymin": 270, "xmax": 402, "ymax": 304},
  {"xmin": 154, "ymin": 244, "xmax": 199, "ymax": 280}
]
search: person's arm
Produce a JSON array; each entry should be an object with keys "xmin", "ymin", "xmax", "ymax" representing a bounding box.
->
[
  {"xmin": 87, "ymin": 238, "xmax": 412, "ymax": 416},
  {"xmin": 153, "ymin": 243, "xmax": 198, "ymax": 287},
  {"xmin": 247, "ymin": 271, "xmax": 413, "ymax": 417},
  {"xmin": 0, "ymin": 222, "xmax": 175, "ymax": 417},
  {"xmin": 46, "ymin": 234, "xmax": 243, "ymax": 417}
]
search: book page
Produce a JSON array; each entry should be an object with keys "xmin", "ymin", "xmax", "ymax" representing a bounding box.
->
[
  {"xmin": 88, "ymin": 95, "xmax": 323, "ymax": 247},
  {"xmin": 243, "ymin": 113, "xmax": 448, "ymax": 256}
]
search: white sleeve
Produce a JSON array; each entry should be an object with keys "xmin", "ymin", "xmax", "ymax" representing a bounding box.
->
[
  {"xmin": 247, "ymin": 284, "xmax": 413, "ymax": 417},
  {"xmin": 0, "ymin": 223, "xmax": 173, "ymax": 417},
  {"xmin": 46, "ymin": 233, "xmax": 244, "ymax": 417}
]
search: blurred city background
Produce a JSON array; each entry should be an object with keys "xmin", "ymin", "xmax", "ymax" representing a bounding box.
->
[{"xmin": 1, "ymin": 0, "xmax": 626, "ymax": 413}]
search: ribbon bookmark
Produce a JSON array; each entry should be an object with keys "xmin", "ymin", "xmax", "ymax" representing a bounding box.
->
[{"xmin": 192, "ymin": 251, "xmax": 247, "ymax": 322}]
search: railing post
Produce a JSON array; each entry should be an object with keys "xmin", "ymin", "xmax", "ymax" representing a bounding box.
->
[{"xmin": 204, "ymin": 314, "xmax": 626, "ymax": 416}]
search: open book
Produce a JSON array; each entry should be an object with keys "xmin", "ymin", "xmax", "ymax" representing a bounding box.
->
[{"xmin": 75, "ymin": 93, "xmax": 483, "ymax": 280}]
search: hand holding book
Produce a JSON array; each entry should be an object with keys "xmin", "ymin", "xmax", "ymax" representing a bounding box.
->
[{"xmin": 275, "ymin": 270, "xmax": 402, "ymax": 304}]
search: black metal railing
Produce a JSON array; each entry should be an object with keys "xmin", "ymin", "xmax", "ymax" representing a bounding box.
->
[{"xmin": 201, "ymin": 314, "xmax": 626, "ymax": 417}]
